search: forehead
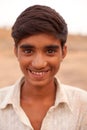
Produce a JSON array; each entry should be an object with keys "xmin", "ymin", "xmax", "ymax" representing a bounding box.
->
[{"xmin": 18, "ymin": 34, "xmax": 61, "ymax": 47}]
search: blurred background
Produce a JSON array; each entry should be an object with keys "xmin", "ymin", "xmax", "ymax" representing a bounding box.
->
[{"xmin": 0, "ymin": 0, "xmax": 87, "ymax": 90}]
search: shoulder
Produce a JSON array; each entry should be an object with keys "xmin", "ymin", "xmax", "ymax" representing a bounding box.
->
[
  {"xmin": 63, "ymin": 84, "xmax": 87, "ymax": 97},
  {"xmin": 0, "ymin": 84, "xmax": 15, "ymax": 93},
  {"xmin": 0, "ymin": 85, "xmax": 15, "ymax": 103},
  {"xmin": 0, "ymin": 85, "xmax": 14, "ymax": 95},
  {"xmin": 62, "ymin": 84, "xmax": 87, "ymax": 106},
  {"xmin": 0, "ymin": 77, "xmax": 24, "ymax": 97},
  {"xmin": 0, "ymin": 77, "xmax": 24, "ymax": 106}
]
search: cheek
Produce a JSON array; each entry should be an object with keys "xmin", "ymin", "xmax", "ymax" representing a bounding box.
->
[
  {"xmin": 50, "ymin": 57, "xmax": 62, "ymax": 70},
  {"xmin": 18, "ymin": 57, "xmax": 28, "ymax": 70},
  {"xmin": 18, "ymin": 55, "xmax": 29, "ymax": 64}
]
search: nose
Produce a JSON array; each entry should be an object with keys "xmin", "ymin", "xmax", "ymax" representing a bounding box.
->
[{"xmin": 31, "ymin": 54, "xmax": 47, "ymax": 69}]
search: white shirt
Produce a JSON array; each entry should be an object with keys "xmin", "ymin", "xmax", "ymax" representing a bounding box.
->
[{"xmin": 0, "ymin": 77, "xmax": 87, "ymax": 130}]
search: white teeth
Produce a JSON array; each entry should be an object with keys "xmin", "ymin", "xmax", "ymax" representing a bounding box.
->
[{"xmin": 31, "ymin": 71, "xmax": 44, "ymax": 76}]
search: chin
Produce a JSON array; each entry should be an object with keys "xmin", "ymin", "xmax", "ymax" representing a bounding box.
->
[{"xmin": 27, "ymin": 78, "xmax": 53, "ymax": 88}]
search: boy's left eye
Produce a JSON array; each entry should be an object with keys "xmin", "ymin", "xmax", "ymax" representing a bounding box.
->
[
  {"xmin": 46, "ymin": 49, "xmax": 56, "ymax": 55},
  {"xmin": 47, "ymin": 49, "xmax": 55, "ymax": 53}
]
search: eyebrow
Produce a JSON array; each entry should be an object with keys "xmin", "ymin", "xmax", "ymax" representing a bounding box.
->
[
  {"xmin": 44, "ymin": 45, "xmax": 60, "ymax": 50},
  {"xmin": 20, "ymin": 44, "xmax": 34, "ymax": 49}
]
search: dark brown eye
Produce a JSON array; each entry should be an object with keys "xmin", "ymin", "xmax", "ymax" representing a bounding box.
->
[
  {"xmin": 47, "ymin": 49, "xmax": 55, "ymax": 53},
  {"xmin": 24, "ymin": 49, "xmax": 32, "ymax": 54},
  {"xmin": 47, "ymin": 49, "xmax": 56, "ymax": 55}
]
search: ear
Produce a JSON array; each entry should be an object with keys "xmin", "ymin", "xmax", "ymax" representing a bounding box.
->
[
  {"xmin": 14, "ymin": 46, "xmax": 18, "ymax": 57},
  {"xmin": 62, "ymin": 45, "xmax": 67, "ymax": 59}
]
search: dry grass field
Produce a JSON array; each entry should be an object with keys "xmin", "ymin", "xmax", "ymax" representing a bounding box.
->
[{"xmin": 0, "ymin": 28, "xmax": 87, "ymax": 91}]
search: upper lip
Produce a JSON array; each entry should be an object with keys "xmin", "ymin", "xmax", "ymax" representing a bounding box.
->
[{"xmin": 27, "ymin": 68, "xmax": 50, "ymax": 72}]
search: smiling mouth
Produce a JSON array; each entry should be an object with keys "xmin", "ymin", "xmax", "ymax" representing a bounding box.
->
[{"xmin": 27, "ymin": 68, "xmax": 49, "ymax": 77}]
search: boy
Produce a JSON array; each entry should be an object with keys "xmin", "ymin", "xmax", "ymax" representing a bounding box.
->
[{"xmin": 0, "ymin": 5, "xmax": 87, "ymax": 130}]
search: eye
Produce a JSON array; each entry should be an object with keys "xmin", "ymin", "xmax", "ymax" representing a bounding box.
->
[
  {"xmin": 47, "ymin": 48, "xmax": 56, "ymax": 55},
  {"xmin": 23, "ymin": 48, "xmax": 33, "ymax": 55},
  {"xmin": 47, "ymin": 49, "xmax": 55, "ymax": 53},
  {"xmin": 24, "ymin": 49, "xmax": 32, "ymax": 54}
]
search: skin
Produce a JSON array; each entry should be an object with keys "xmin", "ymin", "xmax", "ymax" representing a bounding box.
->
[{"xmin": 14, "ymin": 33, "xmax": 67, "ymax": 130}]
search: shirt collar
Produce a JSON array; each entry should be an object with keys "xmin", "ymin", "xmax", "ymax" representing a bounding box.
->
[
  {"xmin": 0, "ymin": 77, "xmax": 72, "ymax": 112},
  {"xmin": 54, "ymin": 77, "xmax": 73, "ymax": 112}
]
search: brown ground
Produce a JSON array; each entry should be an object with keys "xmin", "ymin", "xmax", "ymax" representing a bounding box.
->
[{"xmin": 0, "ymin": 28, "xmax": 87, "ymax": 91}]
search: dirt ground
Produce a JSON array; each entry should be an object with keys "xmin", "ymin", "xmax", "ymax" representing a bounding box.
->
[{"xmin": 0, "ymin": 28, "xmax": 87, "ymax": 91}]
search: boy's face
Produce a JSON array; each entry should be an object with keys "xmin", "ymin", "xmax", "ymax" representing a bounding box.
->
[{"xmin": 14, "ymin": 34, "xmax": 67, "ymax": 87}]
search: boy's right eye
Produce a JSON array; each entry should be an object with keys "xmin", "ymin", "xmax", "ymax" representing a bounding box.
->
[
  {"xmin": 24, "ymin": 49, "xmax": 33, "ymax": 54},
  {"xmin": 22, "ymin": 48, "xmax": 34, "ymax": 56},
  {"xmin": 20, "ymin": 44, "xmax": 34, "ymax": 55}
]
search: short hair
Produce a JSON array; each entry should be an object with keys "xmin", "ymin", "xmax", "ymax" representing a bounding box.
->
[{"xmin": 11, "ymin": 5, "xmax": 68, "ymax": 47}]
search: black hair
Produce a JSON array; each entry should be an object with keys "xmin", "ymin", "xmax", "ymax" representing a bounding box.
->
[{"xmin": 11, "ymin": 5, "xmax": 68, "ymax": 47}]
